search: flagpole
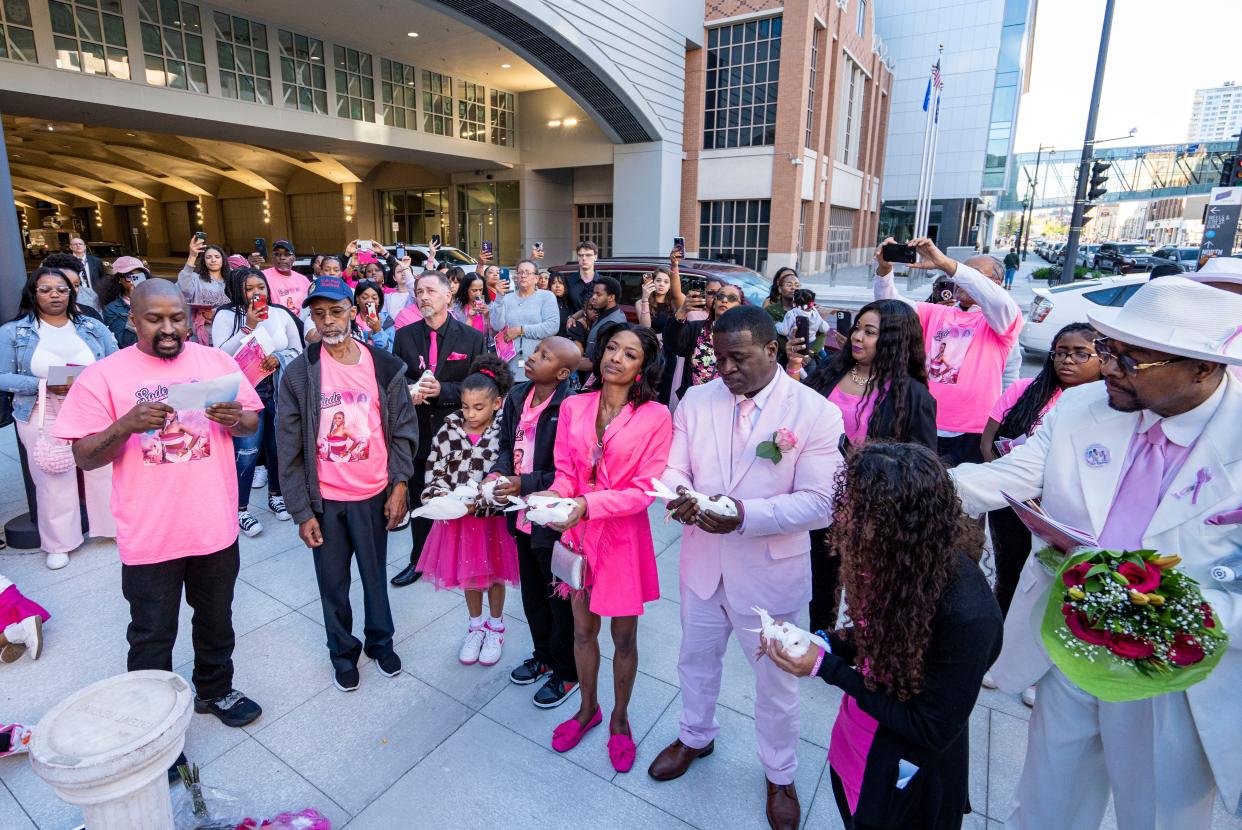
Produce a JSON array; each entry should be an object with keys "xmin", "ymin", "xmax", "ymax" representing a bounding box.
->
[
  {"xmin": 914, "ymin": 66, "xmax": 935, "ymax": 237},
  {"xmin": 915, "ymin": 46, "xmax": 944, "ymax": 238},
  {"xmin": 925, "ymin": 86, "xmax": 943, "ymax": 238}
]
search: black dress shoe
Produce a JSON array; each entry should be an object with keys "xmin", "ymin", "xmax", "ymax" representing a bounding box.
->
[{"xmin": 390, "ymin": 562, "xmax": 422, "ymax": 587}]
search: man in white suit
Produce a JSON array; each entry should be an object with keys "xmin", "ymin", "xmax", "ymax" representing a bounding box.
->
[
  {"xmin": 951, "ymin": 276, "xmax": 1242, "ymax": 829},
  {"xmin": 646, "ymin": 306, "xmax": 845, "ymax": 830}
]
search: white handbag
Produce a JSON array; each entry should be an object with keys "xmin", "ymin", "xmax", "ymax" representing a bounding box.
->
[
  {"xmin": 551, "ymin": 539, "xmax": 586, "ymax": 592},
  {"xmin": 32, "ymin": 380, "xmax": 75, "ymax": 475}
]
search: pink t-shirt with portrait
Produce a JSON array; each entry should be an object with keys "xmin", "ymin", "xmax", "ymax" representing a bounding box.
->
[
  {"xmin": 262, "ymin": 268, "xmax": 311, "ymax": 314},
  {"xmin": 513, "ymin": 387, "xmax": 554, "ymax": 534},
  {"xmin": 989, "ymin": 377, "xmax": 1061, "ymax": 427},
  {"xmin": 52, "ymin": 343, "xmax": 262, "ymax": 565},
  {"xmin": 827, "ymin": 387, "xmax": 879, "ymax": 447},
  {"xmin": 316, "ymin": 346, "xmax": 388, "ymax": 501},
  {"xmin": 917, "ymin": 304, "xmax": 1021, "ymax": 433}
]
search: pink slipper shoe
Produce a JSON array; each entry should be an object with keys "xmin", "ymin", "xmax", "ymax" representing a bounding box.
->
[
  {"xmin": 552, "ymin": 707, "xmax": 601, "ymax": 753},
  {"xmin": 607, "ymin": 725, "xmax": 636, "ymax": 773}
]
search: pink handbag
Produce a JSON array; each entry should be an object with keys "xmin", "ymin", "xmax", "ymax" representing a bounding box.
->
[{"xmin": 32, "ymin": 380, "xmax": 75, "ymax": 475}]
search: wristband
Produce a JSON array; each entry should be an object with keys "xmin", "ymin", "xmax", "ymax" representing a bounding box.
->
[{"xmin": 810, "ymin": 646, "xmax": 826, "ymax": 678}]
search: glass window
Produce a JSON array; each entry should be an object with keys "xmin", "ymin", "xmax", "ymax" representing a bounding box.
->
[
  {"xmin": 0, "ymin": 0, "xmax": 37, "ymax": 63},
  {"xmin": 457, "ymin": 80, "xmax": 486, "ymax": 142},
  {"xmin": 826, "ymin": 206, "xmax": 856, "ymax": 266},
  {"xmin": 334, "ymin": 45, "xmax": 374, "ymax": 122},
  {"xmin": 140, "ymin": 0, "xmax": 205, "ymax": 91},
  {"xmin": 698, "ymin": 199, "xmax": 771, "ymax": 270},
  {"xmin": 422, "ymin": 69, "xmax": 452, "ymax": 136},
  {"xmin": 857, "ymin": 0, "xmax": 866, "ymax": 36},
  {"xmin": 456, "ymin": 182, "xmax": 521, "ymax": 263},
  {"xmin": 489, "ymin": 88, "xmax": 515, "ymax": 147},
  {"xmin": 805, "ymin": 27, "xmax": 819, "ymax": 148},
  {"xmin": 379, "ymin": 186, "xmax": 450, "ymax": 246},
  {"xmin": 278, "ymin": 29, "xmax": 326, "ymax": 114},
  {"xmin": 380, "ymin": 57, "xmax": 417, "ymax": 129},
  {"xmin": 575, "ymin": 203, "xmax": 613, "ymax": 257},
  {"xmin": 49, "ymin": 0, "xmax": 127, "ymax": 77},
  {"xmin": 703, "ymin": 16, "xmax": 781, "ymax": 149},
  {"xmin": 837, "ymin": 59, "xmax": 865, "ymax": 166},
  {"xmin": 216, "ymin": 12, "xmax": 271, "ymax": 104}
]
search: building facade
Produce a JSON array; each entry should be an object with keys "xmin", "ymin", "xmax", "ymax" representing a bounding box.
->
[
  {"xmin": 1144, "ymin": 195, "xmax": 1207, "ymax": 246},
  {"xmin": 1187, "ymin": 81, "xmax": 1242, "ymax": 143},
  {"xmin": 874, "ymin": 0, "xmax": 1037, "ymax": 250}
]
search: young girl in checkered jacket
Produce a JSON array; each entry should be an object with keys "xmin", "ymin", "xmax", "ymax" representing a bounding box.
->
[{"xmin": 415, "ymin": 355, "xmax": 521, "ymax": 667}]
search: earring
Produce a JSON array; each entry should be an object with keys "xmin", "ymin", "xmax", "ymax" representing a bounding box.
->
[{"xmin": 636, "ymin": 373, "xmax": 643, "ymax": 383}]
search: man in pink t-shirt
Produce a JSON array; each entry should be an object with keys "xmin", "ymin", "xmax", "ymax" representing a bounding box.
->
[
  {"xmin": 263, "ymin": 239, "xmax": 311, "ymax": 314},
  {"xmin": 874, "ymin": 237, "xmax": 1022, "ymax": 465},
  {"xmin": 275, "ymin": 275, "xmax": 418, "ymax": 693},
  {"xmin": 53, "ymin": 280, "xmax": 265, "ymax": 737}
]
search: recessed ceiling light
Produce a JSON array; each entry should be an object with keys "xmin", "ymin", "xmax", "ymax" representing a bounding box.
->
[
  {"xmin": 500, "ymin": 63, "xmax": 511, "ymax": 69},
  {"xmin": 407, "ymin": 32, "xmax": 419, "ymax": 37},
  {"xmin": 547, "ymin": 119, "xmax": 562, "ymax": 127},
  {"xmin": 126, "ymin": 132, "xmax": 136, "ymax": 136},
  {"xmin": 563, "ymin": 117, "xmax": 579, "ymax": 127}
]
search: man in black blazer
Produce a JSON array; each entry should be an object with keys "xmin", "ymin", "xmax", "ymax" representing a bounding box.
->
[
  {"xmin": 390, "ymin": 270, "xmax": 486, "ymax": 586},
  {"xmin": 68, "ymin": 238, "xmax": 104, "ymax": 311}
]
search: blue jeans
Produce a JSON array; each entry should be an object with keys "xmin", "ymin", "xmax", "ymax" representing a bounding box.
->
[
  {"xmin": 235, "ymin": 384, "xmax": 280, "ymax": 508},
  {"xmin": 1004, "ymin": 267, "xmax": 1017, "ymax": 287}
]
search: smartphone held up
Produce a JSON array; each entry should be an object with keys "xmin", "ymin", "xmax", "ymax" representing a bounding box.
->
[{"xmin": 881, "ymin": 242, "xmax": 918, "ymax": 265}]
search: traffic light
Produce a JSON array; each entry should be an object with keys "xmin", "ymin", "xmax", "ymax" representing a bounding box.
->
[
  {"xmin": 1087, "ymin": 160, "xmax": 1111, "ymax": 201},
  {"xmin": 1221, "ymin": 154, "xmax": 1236, "ymax": 187},
  {"xmin": 1231, "ymin": 155, "xmax": 1242, "ymax": 187}
]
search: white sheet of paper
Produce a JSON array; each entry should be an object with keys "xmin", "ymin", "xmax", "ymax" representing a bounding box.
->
[
  {"xmin": 46, "ymin": 364, "xmax": 85, "ymax": 386},
  {"xmin": 166, "ymin": 372, "xmax": 243, "ymax": 411}
]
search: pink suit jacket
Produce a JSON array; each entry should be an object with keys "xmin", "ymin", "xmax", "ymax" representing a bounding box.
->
[
  {"xmin": 550, "ymin": 392, "xmax": 673, "ymax": 617},
  {"xmin": 663, "ymin": 371, "xmax": 845, "ymax": 614}
]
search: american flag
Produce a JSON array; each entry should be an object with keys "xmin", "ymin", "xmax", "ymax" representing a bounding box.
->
[
  {"xmin": 922, "ymin": 59, "xmax": 943, "ymax": 111},
  {"xmin": 932, "ymin": 59, "xmax": 943, "ymax": 91}
]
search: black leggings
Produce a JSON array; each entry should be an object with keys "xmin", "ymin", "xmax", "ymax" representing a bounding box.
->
[{"xmin": 989, "ymin": 506, "xmax": 1032, "ymax": 618}]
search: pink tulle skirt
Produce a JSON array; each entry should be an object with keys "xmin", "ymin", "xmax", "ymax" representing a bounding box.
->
[
  {"xmin": 0, "ymin": 584, "xmax": 50, "ymax": 628},
  {"xmin": 416, "ymin": 515, "xmax": 519, "ymax": 591}
]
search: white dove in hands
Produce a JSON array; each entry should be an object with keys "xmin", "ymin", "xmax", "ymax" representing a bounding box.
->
[
  {"xmin": 504, "ymin": 494, "xmax": 578, "ymax": 526},
  {"xmin": 748, "ymin": 607, "xmax": 830, "ymax": 660},
  {"xmin": 646, "ymin": 478, "xmax": 738, "ymax": 518}
]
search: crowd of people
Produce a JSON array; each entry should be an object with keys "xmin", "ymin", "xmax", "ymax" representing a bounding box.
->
[{"xmin": 1, "ymin": 231, "xmax": 1241, "ymax": 830}]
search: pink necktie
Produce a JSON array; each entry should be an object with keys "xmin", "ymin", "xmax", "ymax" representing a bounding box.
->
[
  {"xmin": 1098, "ymin": 421, "xmax": 1172, "ymax": 550},
  {"xmin": 429, "ymin": 329, "xmax": 439, "ymax": 370},
  {"xmin": 732, "ymin": 398, "xmax": 756, "ymax": 469}
]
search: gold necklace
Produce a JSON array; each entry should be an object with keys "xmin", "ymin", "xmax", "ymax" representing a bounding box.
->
[{"xmin": 849, "ymin": 365, "xmax": 873, "ymax": 387}]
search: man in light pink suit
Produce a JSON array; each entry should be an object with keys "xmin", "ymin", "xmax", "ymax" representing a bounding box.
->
[{"xmin": 647, "ymin": 306, "xmax": 844, "ymax": 830}]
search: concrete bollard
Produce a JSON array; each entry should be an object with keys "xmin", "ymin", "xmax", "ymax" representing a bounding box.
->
[{"xmin": 30, "ymin": 670, "xmax": 194, "ymax": 830}]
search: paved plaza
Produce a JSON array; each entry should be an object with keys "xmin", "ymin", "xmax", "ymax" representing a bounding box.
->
[{"xmin": 1, "ymin": 404, "xmax": 1240, "ymax": 830}]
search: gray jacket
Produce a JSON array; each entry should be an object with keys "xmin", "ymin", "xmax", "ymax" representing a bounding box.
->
[{"xmin": 276, "ymin": 342, "xmax": 419, "ymax": 523}]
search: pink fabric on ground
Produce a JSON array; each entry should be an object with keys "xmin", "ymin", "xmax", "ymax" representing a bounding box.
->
[
  {"xmin": 828, "ymin": 694, "xmax": 880, "ymax": 815},
  {"xmin": 416, "ymin": 514, "xmax": 519, "ymax": 591},
  {"xmin": 827, "ymin": 386, "xmax": 879, "ymax": 446},
  {"xmin": 0, "ymin": 584, "xmax": 50, "ymax": 627}
]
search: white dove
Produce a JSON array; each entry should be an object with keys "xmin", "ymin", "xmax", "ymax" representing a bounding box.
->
[
  {"xmin": 411, "ymin": 483, "xmax": 480, "ymax": 521},
  {"xmin": 645, "ymin": 478, "xmax": 738, "ymax": 518},
  {"xmin": 504, "ymin": 494, "xmax": 578, "ymax": 526},
  {"xmin": 748, "ymin": 607, "xmax": 830, "ymax": 660},
  {"xmin": 480, "ymin": 476, "xmax": 511, "ymax": 506}
]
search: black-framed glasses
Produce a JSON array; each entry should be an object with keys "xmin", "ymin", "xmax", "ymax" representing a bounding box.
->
[
  {"xmin": 1051, "ymin": 348, "xmax": 1097, "ymax": 365},
  {"xmin": 1093, "ymin": 338, "xmax": 1184, "ymax": 376}
]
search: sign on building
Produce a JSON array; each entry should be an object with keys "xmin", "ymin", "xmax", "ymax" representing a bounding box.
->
[{"xmin": 1200, "ymin": 187, "xmax": 1242, "ymax": 258}]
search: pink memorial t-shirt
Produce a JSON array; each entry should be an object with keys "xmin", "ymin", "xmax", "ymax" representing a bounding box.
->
[
  {"xmin": 316, "ymin": 346, "xmax": 388, "ymax": 501},
  {"xmin": 917, "ymin": 304, "xmax": 1021, "ymax": 434},
  {"xmin": 989, "ymin": 377, "xmax": 1061, "ymax": 427},
  {"xmin": 827, "ymin": 386, "xmax": 879, "ymax": 447},
  {"xmin": 513, "ymin": 387, "xmax": 554, "ymax": 534},
  {"xmin": 51, "ymin": 343, "xmax": 262, "ymax": 565},
  {"xmin": 263, "ymin": 268, "xmax": 311, "ymax": 314}
]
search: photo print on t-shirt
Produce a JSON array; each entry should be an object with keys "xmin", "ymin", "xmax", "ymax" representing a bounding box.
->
[
  {"xmin": 134, "ymin": 380, "xmax": 212, "ymax": 465},
  {"xmin": 318, "ymin": 388, "xmax": 373, "ymax": 463},
  {"xmin": 927, "ymin": 324, "xmax": 975, "ymax": 386}
]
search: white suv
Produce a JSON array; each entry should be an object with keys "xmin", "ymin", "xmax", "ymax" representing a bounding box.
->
[{"xmin": 1020, "ymin": 274, "xmax": 1149, "ymax": 356}]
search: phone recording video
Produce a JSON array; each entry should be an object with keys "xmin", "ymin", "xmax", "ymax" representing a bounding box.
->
[
  {"xmin": 835, "ymin": 309, "xmax": 853, "ymax": 338},
  {"xmin": 882, "ymin": 242, "xmax": 918, "ymax": 265}
]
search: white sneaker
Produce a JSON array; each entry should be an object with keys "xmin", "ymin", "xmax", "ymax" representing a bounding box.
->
[
  {"xmin": 238, "ymin": 510, "xmax": 263, "ymax": 537},
  {"xmin": 479, "ymin": 622, "xmax": 505, "ymax": 667},
  {"xmin": 982, "ymin": 672, "xmax": 998, "ymax": 690},
  {"xmin": 1021, "ymin": 685, "xmax": 1036, "ymax": 708},
  {"xmin": 252, "ymin": 466, "xmax": 268, "ymax": 489},
  {"xmin": 16, "ymin": 616, "xmax": 43, "ymax": 660},
  {"xmin": 45, "ymin": 552, "xmax": 69, "ymax": 570},
  {"xmin": 267, "ymin": 495, "xmax": 291, "ymax": 522},
  {"xmin": 458, "ymin": 626, "xmax": 486, "ymax": 665}
]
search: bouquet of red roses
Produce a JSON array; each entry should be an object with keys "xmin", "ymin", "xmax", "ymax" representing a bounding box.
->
[{"xmin": 1040, "ymin": 548, "xmax": 1228, "ymax": 702}]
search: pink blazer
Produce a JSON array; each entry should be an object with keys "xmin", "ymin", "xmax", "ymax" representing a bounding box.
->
[
  {"xmin": 663, "ymin": 371, "xmax": 845, "ymax": 614},
  {"xmin": 550, "ymin": 392, "xmax": 672, "ymax": 617}
]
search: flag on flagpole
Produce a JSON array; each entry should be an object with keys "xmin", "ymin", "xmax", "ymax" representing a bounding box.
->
[{"xmin": 922, "ymin": 59, "xmax": 942, "ymax": 112}]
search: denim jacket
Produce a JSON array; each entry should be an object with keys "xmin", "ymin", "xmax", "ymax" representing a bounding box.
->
[{"xmin": 0, "ymin": 314, "xmax": 119, "ymax": 422}]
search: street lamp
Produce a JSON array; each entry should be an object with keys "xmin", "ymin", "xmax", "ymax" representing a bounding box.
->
[{"xmin": 1020, "ymin": 144, "xmax": 1055, "ymax": 261}]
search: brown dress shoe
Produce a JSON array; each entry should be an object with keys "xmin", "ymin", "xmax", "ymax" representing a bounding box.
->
[
  {"xmin": 766, "ymin": 779, "xmax": 800, "ymax": 830},
  {"xmin": 646, "ymin": 738, "xmax": 715, "ymax": 781}
]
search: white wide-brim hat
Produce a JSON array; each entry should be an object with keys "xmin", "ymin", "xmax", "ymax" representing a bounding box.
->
[
  {"xmin": 1088, "ymin": 275, "xmax": 1242, "ymax": 366},
  {"xmin": 1187, "ymin": 255, "xmax": 1242, "ymax": 286}
]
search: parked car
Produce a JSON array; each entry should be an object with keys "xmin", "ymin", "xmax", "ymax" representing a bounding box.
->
[
  {"xmin": 86, "ymin": 242, "xmax": 147, "ymax": 272},
  {"xmin": 1093, "ymin": 241, "xmax": 1156, "ymax": 273},
  {"xmin": 1149, "ymin": 246, "xmax": 1200, "ymax": 272},
  {"xmin": 547, "ymin": 257, "xmax": 772, "ymax": 321},
  {"xmin": 291, "ymin": 244, "xmax": 477, "ymax": 277},
  {"xmin": 1075, "ymin": 244, "xmax": 1101, "ymax": 268},
  {"xmin": 1020, "ymin": 273, "xmax": 1149, "ymax": 356}
]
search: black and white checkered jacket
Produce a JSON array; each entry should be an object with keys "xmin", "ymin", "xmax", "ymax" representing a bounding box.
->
[{"xmin": 422, "ymin": 410, "xmax": 506, "ymax": 517}]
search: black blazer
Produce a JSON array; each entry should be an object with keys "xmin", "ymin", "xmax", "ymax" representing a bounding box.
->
[
  {"xmin": 662, "ymin": 316, "xmax": 711, "ymax": 401},
  {"xmin": 392, "ymin": 315, "xmax": 486, "ymax": 460},
  {"xmin": 819, "ymin": 553, "xmax": 1002, "ymax": 829},
  {"xmin": 488, "ymin": 379, "xmax": 573, "ymax": 548},
  {"xmin": 82, "ymin": 254, "xmax": 105, "ymax": 290},
  {"xmin": 810, "ymin": 367, "xmax": 938, "ymax": 452}
]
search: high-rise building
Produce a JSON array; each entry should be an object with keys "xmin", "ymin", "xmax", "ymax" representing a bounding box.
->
[
  {"xmin": 874, "ymin": 0, "xmax": 1038, "ymax": 249},
  {"xmin": 1187, "ymin": 81, "xmax": 1242, "ymax": 143}
]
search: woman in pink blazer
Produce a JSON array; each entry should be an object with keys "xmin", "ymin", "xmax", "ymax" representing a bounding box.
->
[{"xmin": 538, "ymin": 323, "xmax": 672, "ymax": 773}]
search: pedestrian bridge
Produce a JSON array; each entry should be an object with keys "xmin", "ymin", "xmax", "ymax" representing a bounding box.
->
[{"xmin": 998, "ymin": 140, "xmax": 1236, "ymax": 211}]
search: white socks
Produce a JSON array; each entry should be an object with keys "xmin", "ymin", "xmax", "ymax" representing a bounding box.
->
[
  {"xmin": 468, "ymin": 615, "xmax": 484, "ymax": 630},
  {"xmin": 488, "ymin": 616, "xmax": 504, "ymax": 631}
]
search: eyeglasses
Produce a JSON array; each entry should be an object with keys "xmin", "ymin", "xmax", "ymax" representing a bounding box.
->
[
  {"xmin": 716, "ymin": 293, "xmax": 742, "ymax": 304},
  {"xmin": 1092, "ymin": 338, "xmax": 1184, "ymax": 376},
  {"xmin": 1051, "ymin": 349, "xmax": 1097, "ymax": 365},
  {"xmin": 36, "ymin": 285, "xmax": 71, "ymax": 296}
]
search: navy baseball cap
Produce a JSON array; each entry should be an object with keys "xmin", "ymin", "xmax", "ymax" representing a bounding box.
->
[
  {"xmin": 303, "ymin": 275, "xmax": 352, "ymax": 306},
  {"xmin": 272, "ymin": 239, "xmax": 294, "ymax": 253}
]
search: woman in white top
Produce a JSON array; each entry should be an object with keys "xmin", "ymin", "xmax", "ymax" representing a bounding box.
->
[
  {"xmin": 212, "ymin": 268, "xmax": 304, "ymax": 537},
  {"xmin": 488, "ymin": 259, "xmax": 560, "ymax": 381},
  {"xmin": 0, "ymin": 268, "xmax": 118, "ymax": 569},
  {"xmin": 177, "ymin": 236, "xmax": 231, "ymax": 345}
]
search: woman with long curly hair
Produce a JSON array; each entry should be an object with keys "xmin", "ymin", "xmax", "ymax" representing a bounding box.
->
[
  {"xmin": 763, "ymin": 442, "xmax": 1002, "ymax": 830},
  {"xmin": 793, "ymin": 299, "xmax": 937, "ymax": 631}
]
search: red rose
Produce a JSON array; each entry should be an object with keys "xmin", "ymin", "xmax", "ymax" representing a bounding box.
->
[
  {"xmin": 1105, "ymin": 633, "xmax": 1155, "ymax": 660},
  {"xmin": 1168, "ymin": 633, "xmax": 1206, "ymax": 667},
  {"xmin": 1117, "ymin": 561, "xmax": 1162, "ymax": 594},
  {"xmin": 1062, "ymin": 562, "xmax": 1093, "ymax": 588},
  {"xmin": 1201, "ymin": 603, "xmax": 1216, "ymax": 629},
  {"xmin": 1065, "ymin": 611, "xmax": 1110, "ymax": 646},
  {"xmin": 1061, "ymin": 603, "xmax": 1074, "ymax": 617}
]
